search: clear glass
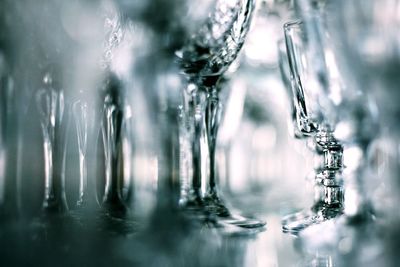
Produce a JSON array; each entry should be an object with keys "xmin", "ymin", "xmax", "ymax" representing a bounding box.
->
[
  {"xmin": 36, "ymin": 70, "xmax": 69, "ymax": 214},
  {"xmin": 177, "ymin": 0, "xmax": 265, "ymax": 230},
  {"xmin": 279, "ymin": 18, "xmax": 344, "ymax": 233}
]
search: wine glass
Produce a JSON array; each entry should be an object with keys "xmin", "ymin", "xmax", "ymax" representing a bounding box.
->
[
  {"xmin": 279, "ymin": 17, "xmax": 345, "ymax": 233},
  {"xmin": 74, "ymin": 4, "xmax": 132, "ymax": 219},
  {"xmin": 35, "ymin": 68, "xmax": 70, "ymax": 215},
  {"xmin": 177, "ymin": 0, "xmax": 266, "ymax": 229},
  {"xmin": 298, "ymin": 0, "xmax": 381, "ymax": 227}
]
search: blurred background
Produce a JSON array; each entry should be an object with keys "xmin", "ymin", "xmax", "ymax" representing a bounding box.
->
[{"xmin": 0, "ymin": 0, "xmax": 399, "ymax": 266}]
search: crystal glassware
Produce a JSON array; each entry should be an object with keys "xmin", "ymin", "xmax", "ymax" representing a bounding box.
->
[
  {"xmin": 96, "ymin": 8, "xmax": 131, "ymax": 218},
  {"xmin": 177, "ymin": 0, "xmax": 266, "ymax": 230},
  {"xmin": 36, "ymin": 70, "xmax": 69, "ymax": 214},
  {"xmin": 279, "ymin": 18, "xmax": 344, "ymax": 233}
]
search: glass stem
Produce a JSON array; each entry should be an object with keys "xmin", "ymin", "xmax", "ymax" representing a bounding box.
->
[
  {"xmin": 101, "ymin": 92, "xmax": 126, "ymax": 215},
  {"xmin": 205, "ymin": 87, "xmax": 221, "ymax": 198},
  {"xmin": 188, "ymin": 89, "xmax": 207, "ymax": 203},
  {"xmin": 73, "ymin": 101, "xmax": 88, "ymax": 207},
  {"xmin": 313, "ymin": 130, "xmax": 344, "ymax": 211},
  {"xmin": 36, "ymin": 87, "xmax": 68, "ymax": 214},
  {"xmin": 78, "ymin": 154, "xmax": 87, "ymax": 206}
]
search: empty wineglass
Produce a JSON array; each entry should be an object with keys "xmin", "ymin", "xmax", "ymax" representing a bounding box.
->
[
  {"xmin": 177, "ymin": 0, "xmax": 266, "ymax": 229},
  {"xmin": 36, "ymin": 69, "xmax": 69, "ymax": 214},
  {"xmin": 279, "ymin": 17, "xmax": 344, "ymax": 233},
  {"xmin": 88, "ymin": 6, "xmax": 131, "ymax": 219}
]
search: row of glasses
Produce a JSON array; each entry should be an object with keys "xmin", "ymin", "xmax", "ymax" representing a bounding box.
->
[
  {"xmin": 0, "ymin": 0, "xmax": 133, "ymax": 226},
  {"xmin": 0, "ymin": 0, "xmax": 268, "ymax": 236}
]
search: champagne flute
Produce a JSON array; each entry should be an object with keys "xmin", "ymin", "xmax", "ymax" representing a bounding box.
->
[{"xmin": 279, "ymin": 18, "xmax": 344, "ymax": 233}]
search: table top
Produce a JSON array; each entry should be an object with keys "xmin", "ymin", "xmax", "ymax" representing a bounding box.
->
[{"xmin": 0, "ymin": 204, "xmax": 394, "ymax": 267}]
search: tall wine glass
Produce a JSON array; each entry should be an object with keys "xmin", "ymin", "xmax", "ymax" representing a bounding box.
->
[
  {"xmin": 177, "ymin": 0, "xmax": 266, "ymax": 229},
  {"xmin": 36, "ymin": 69, "xmax": 69, "ymax": 214},
  {"xmin": 279, "ymin": 18, "xmax": 344, "ymax": 233},
  {"xmin": 63, "ymin": 2, "xmax": 130, "ymax": 220},
  {"xmin": 97, "ymin": 6, "xmax": 131, "ymax": 219},
  {"xmin": 296, "ymin": 0, "xmax": 380, "ymax": 227}
]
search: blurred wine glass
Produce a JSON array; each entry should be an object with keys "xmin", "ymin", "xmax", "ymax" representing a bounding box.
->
[{"xmin": 326, "ymin": 0, "xmax": 396, "ymax": 224}]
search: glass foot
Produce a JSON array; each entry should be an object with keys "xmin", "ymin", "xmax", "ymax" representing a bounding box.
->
[
  {"xmin": 201, "ymin": 213, "xmax": 266, "ymax": 236},
  {"xmin": 282, "ymin": 203, "xmax": 343, "ymax": 234},
  {"xmin": 180, "ymin": 194, "xmax": 266, "ymax": 231},
  {"xmin": 204, "ymin": 197, "xmax": 266, "ymax": 229}
]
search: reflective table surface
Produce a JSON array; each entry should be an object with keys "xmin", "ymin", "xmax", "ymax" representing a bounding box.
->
[{"xmin": 0, "ymin": 193, "xmax": 396, "ymax": 267}]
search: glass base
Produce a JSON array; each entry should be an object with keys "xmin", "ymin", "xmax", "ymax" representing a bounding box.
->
[
  {"xmin": 201, "ymin": 212, "xmax": 266, "ymax": 236},
  {"xmin": 282, "ymin": 202, "xmax": 343, "ymax": 234},
  {"xmin": 180, "ymin": 194, "xmax": 266, "ymax": 232}
]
